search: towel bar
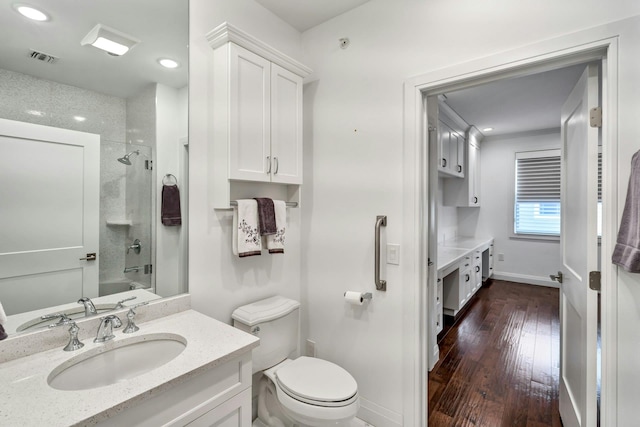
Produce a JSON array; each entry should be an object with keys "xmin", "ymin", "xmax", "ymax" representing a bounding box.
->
[{"xmin": 229, "ymin": 201, "xmax": 298, "ymax": 208}]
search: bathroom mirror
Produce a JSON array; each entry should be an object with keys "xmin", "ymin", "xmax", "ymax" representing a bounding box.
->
[{"xmin": 0, "ymin": 0, "xmax": 189, "ymax": 336}]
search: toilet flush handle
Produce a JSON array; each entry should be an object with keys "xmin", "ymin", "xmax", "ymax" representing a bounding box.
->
[{"xmin": 251, "ymin": 326, "xmax": 261, "ymax": 335}]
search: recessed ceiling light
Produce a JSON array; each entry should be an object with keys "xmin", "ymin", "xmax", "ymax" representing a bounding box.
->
[
  {"xmin": 81, "ymin": 24, "xmax": 139, "ymax": 56},
  {"xmin": 482, "ymin": 127, "xmax": 494, "ymax": 132},
  {"xmin": 14, "ymin": 4, "xmax": 49, "ymax": 21},
  {"xmin": 158, "ymin": 58, "xmax": 180, "ymax": 69},
  {"xmin": 26, "ymin": 109, "xmax": 44, "ymax": 117},
  {"xmin": 73, "ymin": 116, "xmax": 86, "ymax": 122}
]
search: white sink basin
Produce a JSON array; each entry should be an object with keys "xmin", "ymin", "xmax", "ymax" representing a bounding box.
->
[{"xmin": 47, "ymin": 333, "xmax": 187, "ymax": 391}]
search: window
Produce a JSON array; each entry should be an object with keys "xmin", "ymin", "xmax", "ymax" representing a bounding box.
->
[{"xmin": 514, "ymin": 150, "xmax": 561, "ymax": 236}]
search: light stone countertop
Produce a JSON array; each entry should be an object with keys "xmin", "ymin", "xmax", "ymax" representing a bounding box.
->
[
  {"xmin": 437, "ymin": 236, "xmax": 494, "ymax": 271},
  {"xmin": 0, "ymin": 309, "xmax": 259, "ymax": 426}
]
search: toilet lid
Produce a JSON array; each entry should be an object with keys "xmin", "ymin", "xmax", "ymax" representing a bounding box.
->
[{"xmin": 275, "ymin": 357, "xmax": 358, "ymax": 404}]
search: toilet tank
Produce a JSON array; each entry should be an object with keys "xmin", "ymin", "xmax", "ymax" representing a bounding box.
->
[{"xmin": 232, "ymin": 296, "xmax": 300, "ymax": 373}]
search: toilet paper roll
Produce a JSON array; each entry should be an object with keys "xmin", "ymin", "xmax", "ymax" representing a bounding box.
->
[{"xmin": 344, "ymin": 291, "xmax": 364, "ymax": 305}]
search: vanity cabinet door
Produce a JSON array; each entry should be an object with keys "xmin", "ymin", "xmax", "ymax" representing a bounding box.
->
[{"xmin": 186, "ymin": 388, "xmax": 251, "ymax": 427}]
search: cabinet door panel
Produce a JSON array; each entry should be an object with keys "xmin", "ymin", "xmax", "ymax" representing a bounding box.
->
[
  {"xmin": 186, "ymin": 389, "xmax": 251, "ymax": 427},
  {"xmin": 270, "ymin": 63, "xmax": 302, "ymax": 184},
  {"xmin": 229, "ymin": 44, "xmax": 271, "ymax": 181}
]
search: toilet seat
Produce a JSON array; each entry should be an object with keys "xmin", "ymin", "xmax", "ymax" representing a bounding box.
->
[{"xmin": 275, "ymin": 357, "xmax": 358, "ymax": 407}]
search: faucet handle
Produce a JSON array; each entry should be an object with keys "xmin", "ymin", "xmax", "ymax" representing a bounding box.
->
[
  {"xmin": 122, "ymin": 302, "xmax": 148, "ymax": 334},
  {"xmin": 49, "ymin": 320, "xmax": 84, "ymax": 351},
  {"xmin": 114, "ymin": 296, "xmax": 137, "ymax": 309},
  {"xmin": 41, "ymin": 312, "xmax": 72, "ymax": 326}
]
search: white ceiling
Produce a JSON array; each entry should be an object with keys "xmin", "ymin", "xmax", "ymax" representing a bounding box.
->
[
  {"xmin": 443, "ymin": 64, "xmax": 587, "ymax": 137},
  {"xmin": 0, "ymin": 0, "xmax": 585, "ymax": 134},
  {"xmin": 0, "ymin": 0, "xmax": 188, "ymax": 99},
  {"xmin": 255, "ymin": 0, "xmax": 372, "ymax": 32}
]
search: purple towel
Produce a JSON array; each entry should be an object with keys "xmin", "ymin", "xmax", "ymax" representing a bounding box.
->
[
  {"xmin": 161, "ymin": 184, "xmax": 182, "ymax": 226},
  {"xmin": 254, "ymin": 198, "xmax": 277, "ymax": 235},
  {"xmin": 612, "ymin": 150, "xmax": 640, "ymax": 272}
]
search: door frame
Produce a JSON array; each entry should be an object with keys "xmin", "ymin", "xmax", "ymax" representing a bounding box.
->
[{"xmin": 402, "ymin": 30, "xmax": 619, "ymax": 426}]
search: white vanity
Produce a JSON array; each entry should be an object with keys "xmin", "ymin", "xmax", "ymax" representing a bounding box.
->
[
  {"xmin": 0, "ymin": 295, "xmax": 259, "ymax": 426},
  {"xmin": 436, "ymin": 237, "xmax": 494, "ymax": 329}
]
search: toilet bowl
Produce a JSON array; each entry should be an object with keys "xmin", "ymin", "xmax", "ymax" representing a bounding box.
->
[{"xmin": 232, "ymin": 296, "xmax": 360, "ymax": 427}]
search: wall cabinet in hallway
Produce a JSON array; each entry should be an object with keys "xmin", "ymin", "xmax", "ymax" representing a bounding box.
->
[{"xmin": 444, "ymin": 126, "xmax": 482, "ymax": 207}]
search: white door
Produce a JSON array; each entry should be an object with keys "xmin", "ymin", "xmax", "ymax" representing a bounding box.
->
[
  {"xmin": 558, "ymin": 64, "xmax": 599, "ymax": 427},
  {"xmin": 0, "ymin": 119, "xmax": 100, "ymax": 315}
]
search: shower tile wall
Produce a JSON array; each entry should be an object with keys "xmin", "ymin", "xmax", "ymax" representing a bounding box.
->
[{"xmin": 0, "ymin": 68, "xmax": 131, "ymax": 291}]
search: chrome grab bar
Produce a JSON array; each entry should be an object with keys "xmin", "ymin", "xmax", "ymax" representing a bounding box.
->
[{"xmin": 375, "ymin": 215, "xmax": 387, "ymax": 291}]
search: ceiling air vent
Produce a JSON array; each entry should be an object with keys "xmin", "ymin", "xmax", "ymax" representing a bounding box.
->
[{"xmin": 28, "ymin": 49, "xmax": 59, "ymax": 64}]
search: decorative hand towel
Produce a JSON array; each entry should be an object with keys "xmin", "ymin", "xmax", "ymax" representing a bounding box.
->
[
  {"xmin": 265, "ymin": 200, "xmax": 286, "ymax": 254},
  {"xmin": 161, "ymin": 184, "xmax": 182, "ymax": 226},
  {"xmin": 254, "ymin": 198, "xmax": 277, "ymax": 235},
  {"xmin": 0, "ymin": 300, "xmax": 7, "ymax": 340},
  {"xmin": 613, "ymin": 150, "xmax": 640, "ymax": 271},
  {"xmin": 233, "ymin": 199, "xmax": 262, "ymax": 257}
]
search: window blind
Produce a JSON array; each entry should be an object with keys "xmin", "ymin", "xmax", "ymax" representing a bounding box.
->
[{"xmin": 514, "ymin": 150, "xmax": 561, "ymax": 236}]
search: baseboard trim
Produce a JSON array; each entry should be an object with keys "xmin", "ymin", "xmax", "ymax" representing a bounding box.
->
[
  {"xmin": 492, "ymin": 271, "xmax": 559, "ymax": 288},
  {"xmin": 358, "ymin": 396, "xmax": 403, "ymax": 427}
]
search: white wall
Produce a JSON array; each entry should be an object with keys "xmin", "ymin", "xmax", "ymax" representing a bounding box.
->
[
  {"xmin": 300, "ymin": 1, "xmax": 640, "ymax": 425},
  {"xmin": 188, "ymin": 0, "xmax": 304, "ymax": 324},
  {"xmin": 438, "ymin": 178, "xmax": 458, "ymax": 243},
  {"xmin": 469, "ymin": 130, "xmax": 564, "ymax": 286},
  {"xmin": 155, "ymin": 84, "xmax": 185, "ymax": 297}
]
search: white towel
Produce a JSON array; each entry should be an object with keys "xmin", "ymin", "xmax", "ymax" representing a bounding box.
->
[
  {"xmin": 233, "ymin": 200, "xmax": 262, "ymax": 257},
  {"xmin": 265, "ymin": 200, "xmax": 286, "ymax": 254}
]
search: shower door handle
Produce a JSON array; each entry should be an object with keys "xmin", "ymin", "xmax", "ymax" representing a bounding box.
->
[
  {"xmin": 79, "ymin": 253, "xmax": 97, "ymax": 261},
  {"xmin": 375, "ymin": 215, "xmax": 387, "ymax": 291}
]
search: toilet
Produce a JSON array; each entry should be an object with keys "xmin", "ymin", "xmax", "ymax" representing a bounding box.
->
[{"xmin": 232, "ymin": 296, "xmax": 360, "ymax": 427}]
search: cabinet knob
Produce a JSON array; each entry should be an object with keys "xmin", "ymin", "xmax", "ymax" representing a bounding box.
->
[
  {"xmin": 442, "ymin": 158, "xmax": 447, "ymax": 167},
  {"xmin": 457, "ymin": 165, "xmax": 462, "ymax": 173},
  {"xmin": 473, "ymin": 196, "xmax": 478, "ymax": 204}
]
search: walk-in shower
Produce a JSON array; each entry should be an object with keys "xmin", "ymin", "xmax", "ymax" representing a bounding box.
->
[{"xmin": 117, "ymin": 150, "xmax": 140, "ymax": 165}]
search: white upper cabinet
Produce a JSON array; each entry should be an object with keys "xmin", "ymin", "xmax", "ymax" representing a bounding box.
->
[
  {"xmin": 437, "ymin": 120, "xmax": 465, "ymax": 178},
  {"xmin": 270, "ymin": 63, "xmax": 303, "ymax": 184},
  {"xmin": 207, "ymin": 22, "xmax": 311, "ymax": 208},
  {"xmin": 444, "ymin": 126, "xmax": 482, "ymax": 207},
  {"xmin": 228, "ymin": 44, "xmax": 271, "ymax": 181}
]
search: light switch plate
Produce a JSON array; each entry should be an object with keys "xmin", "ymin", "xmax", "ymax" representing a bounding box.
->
[{"xmin": 387, "ymin": 244, "xmax": 400, "ymax": 265}]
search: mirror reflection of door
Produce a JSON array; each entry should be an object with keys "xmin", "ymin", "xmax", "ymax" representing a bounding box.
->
[{"xmin": 0, "ymin": 119, "xmax": 99, "ymax": 315}]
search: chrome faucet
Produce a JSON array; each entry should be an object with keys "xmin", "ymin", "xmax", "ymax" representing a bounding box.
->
[
  {"xmin": 94, "ymin": 314, "xmax": 122, "ymax": 343},
  {"xmin": 78, "ymin": 297, "xmax": 97, "ymax": 317}
]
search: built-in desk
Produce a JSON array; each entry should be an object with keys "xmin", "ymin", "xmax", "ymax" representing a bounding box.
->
[{"xmin": 436, "ymin": 237, "xmax": 494, "ymax": 325}]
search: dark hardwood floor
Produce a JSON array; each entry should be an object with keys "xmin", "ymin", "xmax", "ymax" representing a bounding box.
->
[{"xmin": 428, "ymin": 280, "xmax": 561, "ymax": 426}]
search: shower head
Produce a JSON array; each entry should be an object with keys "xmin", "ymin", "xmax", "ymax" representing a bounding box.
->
[{"xmin": 117, "ymin": 150, "xmax": 140, "ymax": 165}]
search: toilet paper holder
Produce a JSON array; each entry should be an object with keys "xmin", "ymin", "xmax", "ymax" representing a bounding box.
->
[{"xmin": 344, "ymin": 291, "xmax": 373, "ymax": 301}]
